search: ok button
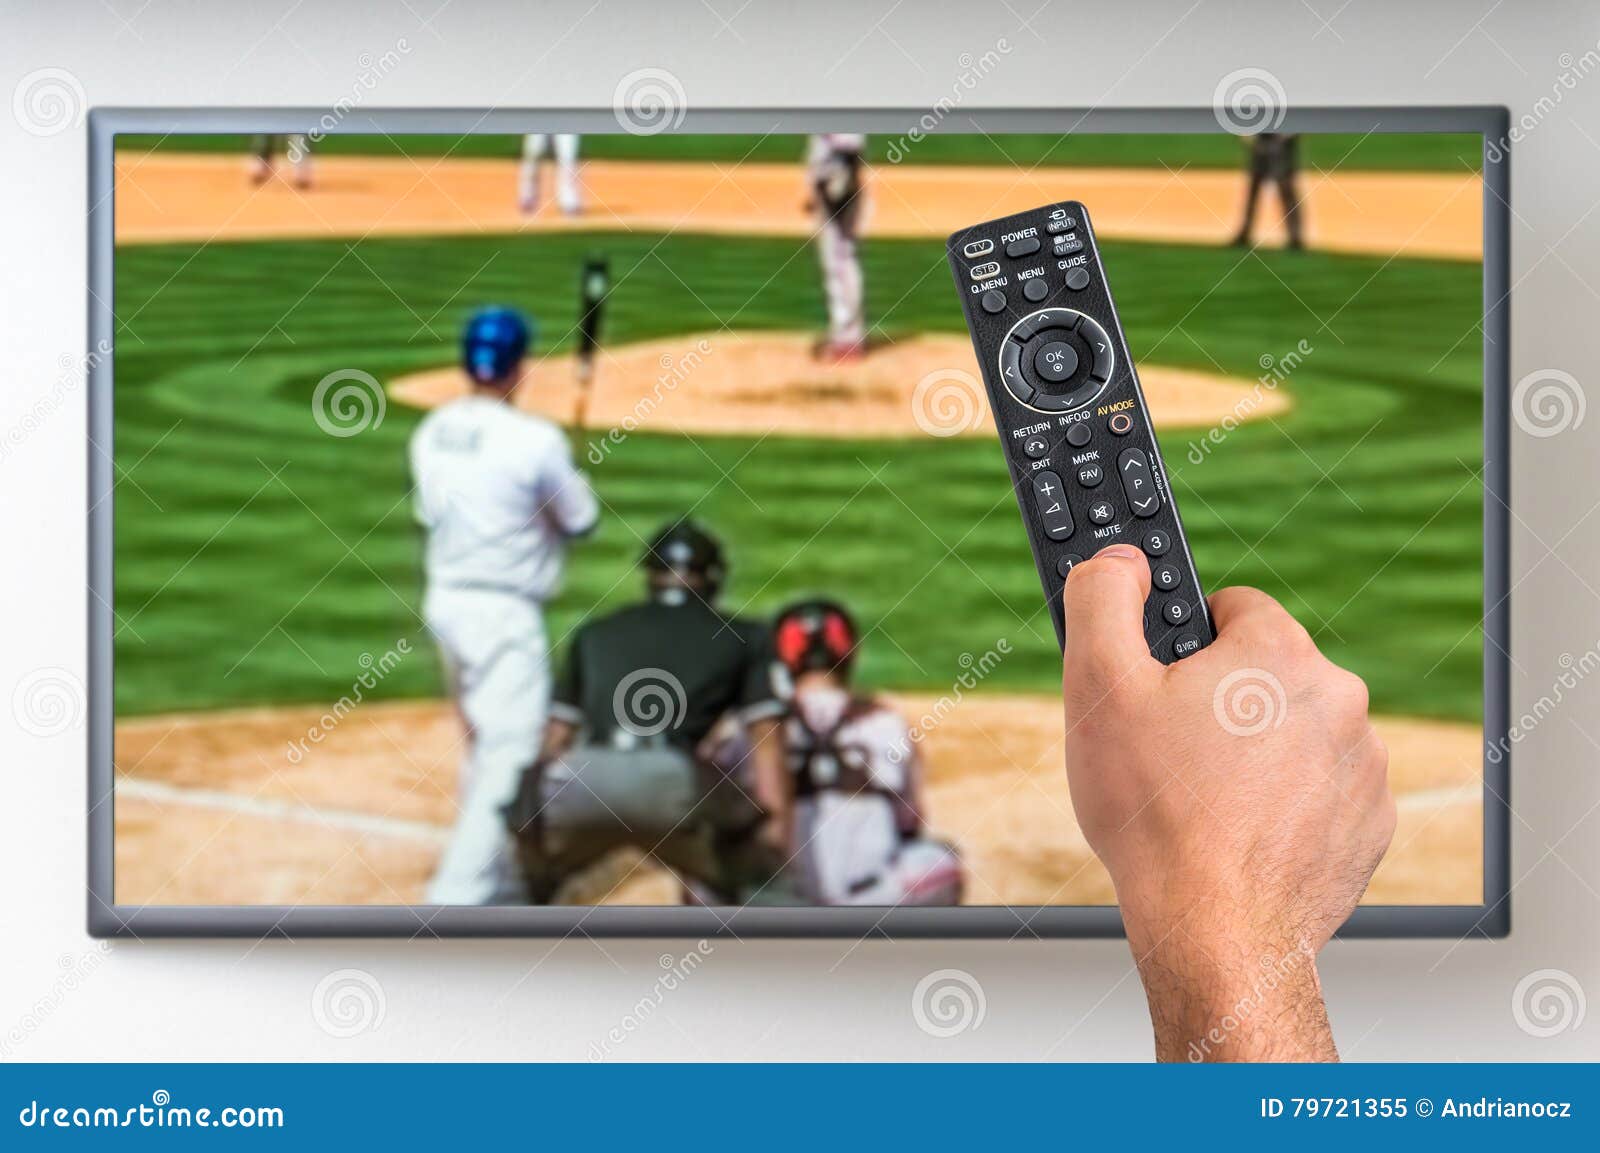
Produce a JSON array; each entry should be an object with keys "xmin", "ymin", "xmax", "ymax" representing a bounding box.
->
[{"xmin": 1033, "ymin": 340, "xmax": 1079, "ymax": 385}]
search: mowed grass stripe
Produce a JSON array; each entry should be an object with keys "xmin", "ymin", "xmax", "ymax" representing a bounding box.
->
[{"xmin": 113, "ymin": 231, "xmax": 1483, "ymax": 721}]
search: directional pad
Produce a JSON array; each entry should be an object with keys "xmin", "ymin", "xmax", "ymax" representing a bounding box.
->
[{"xmin": 995, "ymin": 307, "xmax": 1116, "ymax": 415}]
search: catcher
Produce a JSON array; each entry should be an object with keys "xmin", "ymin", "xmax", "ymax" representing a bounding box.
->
[{"xmin": 706, "ymin": 598, "xmax": 964, "ymax": 906}]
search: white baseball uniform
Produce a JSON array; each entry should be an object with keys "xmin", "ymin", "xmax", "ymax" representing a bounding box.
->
[
  {"xmin": 520, "ymin": 133, "xmax": 582, "ymax": 215},
  {"xmin": 409, "ymin": 395, "xmax": 599, "ymax": 903},
  {"xmin": 806, "ymin": 133, "xmax": 867, "ymax": 349}
]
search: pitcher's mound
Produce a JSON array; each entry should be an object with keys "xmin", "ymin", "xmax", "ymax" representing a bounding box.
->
[{"xmin": 389, "ymin": 331, "xmax": 1290, "ymax": 439}]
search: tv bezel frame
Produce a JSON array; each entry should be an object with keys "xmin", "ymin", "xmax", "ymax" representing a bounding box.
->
[{"xmin": 86, "ymin": 105, "xmax": 1511, "ymax": 940}]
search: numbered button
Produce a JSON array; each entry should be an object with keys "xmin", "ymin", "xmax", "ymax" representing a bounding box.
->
[
  {"xmin": 1152, "ymin": 563, "xmax": 1182, "ymax": 592},
  {"xmin": 1161, "ymin": 599, "xmax": 1192, "ymax": 626},
  {"xmin": 1056, "ymin": 553, "xmax": 1084, "ymax": 579},
  {"xmin": 1142, "ymin": 530, "xmax": 1170, "ymax": 556}
]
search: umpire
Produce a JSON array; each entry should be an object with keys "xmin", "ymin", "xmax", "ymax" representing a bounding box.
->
[{"xmin": 505, "ymin": 519, "xmax": 795, "ymax": 904}]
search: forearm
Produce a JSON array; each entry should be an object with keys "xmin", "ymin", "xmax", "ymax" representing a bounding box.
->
[
  {"xmin": 537, "ymin": 718, "xmax": 577, "ymax": 764},
  {"xmin": 745, "ymin": 717, "xmax": 793, "ymax": 852},
  {"xmin": 1130, "ymin": 925, "xmax": 1335, "ymax": 1063}
]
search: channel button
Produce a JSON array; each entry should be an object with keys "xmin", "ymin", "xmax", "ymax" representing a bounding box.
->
[{"xmin": 1117, "ymin": 447, "xmax": 1161, "ymax": 518}]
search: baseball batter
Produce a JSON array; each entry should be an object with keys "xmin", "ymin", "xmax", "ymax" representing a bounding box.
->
[
  {"xmin": 409, "ymin": 306, "xmax": 599, "ymax": 904},
  {"xmin": 805, "ymin": 133, "xmax": 868, "ymax": 361},
  {"xmin": 519, "ymin": 133, "xmax": 583, "ymax": 216}
]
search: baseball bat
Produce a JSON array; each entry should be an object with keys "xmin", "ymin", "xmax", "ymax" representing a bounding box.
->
[{"xmin": 573, "ymin": 254, "xmax": 609, "ymax": 432}]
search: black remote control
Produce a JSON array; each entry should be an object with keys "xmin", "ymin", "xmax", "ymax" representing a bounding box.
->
[{"xmin": 946, "ymin": 201, "xmax": 1214, "ymax": 663}]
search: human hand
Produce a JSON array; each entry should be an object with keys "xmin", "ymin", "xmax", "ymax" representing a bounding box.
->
[{"xmin": 1059, "ymin": 544, "xmax": 1394, "ymax": 1060}]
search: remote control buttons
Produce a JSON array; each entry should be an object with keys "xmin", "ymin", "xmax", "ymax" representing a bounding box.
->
[
  {"xmin": 1021, "ymin": 434, "xmax": 1050, "ymax": 460},
  {"xmin": 1056, "ymin": 553, "xmax": 1084, "ymax": 578},
  {"xmin": 1031, "ymin": 471, "xmax": 1074, "ymax": 540},
  {"xmin": 1118, "ymin": 447, "xmax": 1160, "ymax": 517},
  {"xmin": 1033, "ymin": 341, "xmax": 1078, "ymax": 384},
  {"xmin": 962, "ymin": 238, "xmax": 994, "ymax": 259},
  {"xmin": 1161, "ymin": 599, "xmax": 1192, "ymax": 626},
  {"xmin": 1006, "ymin": 236, "xmax": 1042, "ymax": 258},
  {"xmin": 970, "ymin": 260, "xmax": 1001, "ymax": 281},
  {"xmin": 981, "ymin": 289, "xmax": 1007, "ymax": 314},
  {"xmin": 1064, "ymin": 422, "xmax": 1092, "ymax": 448},
  {"xmin": 996, "ymin": 341, "xmax": 1033, "ymax": 404},
  {"xmin": 1081, "ymin": 319, "xmax": 1114, "ymax": 381},
  {"xmin": 1152, "ymin": 563, "xmax": 1182, "ymax": 592},
  {"xmin": 1172, "ymin": 633, "xmax": 1202, "ymax": 659},
  {"xmin": 1022, "ymin": 278, "xmax": 1049, "ymax": 303},
  {"xmin": 1108, "ymin": 412, "xmax": 1134, "ymax": 436},
  {"xmin": 1065, "ymin": 266, "xmax": 1091, "ymax": 291},
  {"xmin": 1054, "ymin": 236, "xmax": 1085, "ymax": 259},
  {"xmin": 1077, "ymin": 464, "xmax": 1103, "ymax": 488},
  {"xmin": 1046, "ymin": 212, "xmax": 1078, "ymax": 234},
  {"xmin": 1087, "ymin": 499, "xmax": 1115, "ymax": 526},
  {"xmin": 1142, "ymin": 529, "xmax": 1170, "ymax": 556},
  {"xmin": 1010, "ymin": 308, "xmax": 1080, "ymax": 343}
]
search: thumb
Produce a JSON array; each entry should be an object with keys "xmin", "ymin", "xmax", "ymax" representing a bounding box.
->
[{"xmin": 1062, "ymin": 544, "xmax": 1158, "ymax": 684}]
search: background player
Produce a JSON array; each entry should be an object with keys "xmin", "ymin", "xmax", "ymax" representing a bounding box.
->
[
  {"xmin": 249, "ymin": 134, "xmax": 313, "ymax": 189},
  {"xmin": 519, "ymin": 133, "xmax": 583, "ymax": 216},
  {"xmin": 1230, "ymin": 132, "xmax": 1304, "ymax": 249},
  {"xmin": 804, "ymin": 133, "xmax": 868, "ymax": 361},
  {"xmin": 708, "ymin": 599, "xmax": 962, "ymax": 905},
  {"xmin": 408, "ymin": 306, "xmax": 600, "ymax": 904}
]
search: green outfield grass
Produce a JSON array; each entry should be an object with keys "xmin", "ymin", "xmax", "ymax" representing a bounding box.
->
[
  {"xmin": 112, "ymin": 230, "xmax": 1484, "ymax": 722},
  {"xmin": 115, "ymin": 131, "xmax": 1484, "ymax": 173}
]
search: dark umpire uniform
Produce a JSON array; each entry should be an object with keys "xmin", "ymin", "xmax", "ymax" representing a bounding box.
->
[
  {"xmin": 506, "ymin": 520, "xmax": 793, "ymax": 904},
  {"xmin": 1231, "ymin": 132, "xmax": 1304, "ymax": 249}
]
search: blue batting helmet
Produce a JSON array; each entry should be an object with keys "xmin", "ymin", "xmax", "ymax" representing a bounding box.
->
[{"xmin": 461, "ymin": 306, "xmax": 532, "ymax": 385}]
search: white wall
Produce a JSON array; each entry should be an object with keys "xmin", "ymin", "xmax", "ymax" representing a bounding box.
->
[{"xmin": 2, "ymin": 0, "xmax": 1596, "ymax": 1061}]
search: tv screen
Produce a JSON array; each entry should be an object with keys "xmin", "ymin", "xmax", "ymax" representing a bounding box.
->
[{"xmin": 88, "ymin": 109, "xmax": 1508, "ymax": 936}]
